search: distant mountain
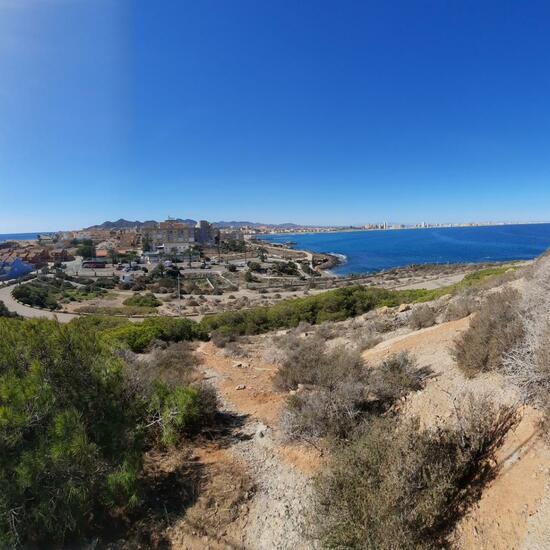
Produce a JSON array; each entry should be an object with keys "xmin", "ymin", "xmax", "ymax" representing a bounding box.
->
[
  {"xmin": 85, "ymin": 219, "xmax": 305, "ymax": 230},
  {"xmin": 85, "ymin": 219, "xmax": 154, "ymax": 230}
]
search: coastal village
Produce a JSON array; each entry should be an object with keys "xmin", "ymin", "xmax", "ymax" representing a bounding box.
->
[
  {"xmin": 1, "ymin": 217, "xmax": 515, "ymax": 320},
  {"xmin": 0, "ymin": 219, "xmax": 543, "ymax": 550},
  {"xmin": 0, "ymin": 218, "xmax": 345, "ymax": 318}
]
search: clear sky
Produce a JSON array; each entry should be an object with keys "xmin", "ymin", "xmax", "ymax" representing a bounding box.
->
[{"xmin": 1, "ymin": 0, "xmax": 550, "ymax": 232}]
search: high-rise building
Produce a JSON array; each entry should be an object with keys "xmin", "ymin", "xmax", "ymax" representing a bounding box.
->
[{"xmin": 194, "ymin": 220, "xmax": 216, "ymax": 245}]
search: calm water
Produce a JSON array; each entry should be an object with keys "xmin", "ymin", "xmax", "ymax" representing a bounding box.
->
[
  {"xmin": 0, "ymin": 232, "xmax": 49, "ymax": 242},
  {"xmin": 259, "ymin": 224, "xmax": 550, "ymax": 275}
]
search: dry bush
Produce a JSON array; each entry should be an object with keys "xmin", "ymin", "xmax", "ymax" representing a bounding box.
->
[
  {"xmin": 409, "ymin": 304, "xmax": 436, "ymax": 329},
  {"xmin": 130, "ymin": 342, "xmax": 201, "ymax": 388},
  {"xmin": 211, "ymin": 329, "xmax": 239, "ymax": 348},
  {"xmin": 282, "ymin": 382, "xmax": 370, "ymax": 440},
  {"xmin": 372, "ymin": 316, "xmax": 395, "ymax": 333},
  {"xmin": 369, "ymin": 352, "xmax": 431, "ymax": 408},
  {"xmin": 453, "ymin": 288, "xmax": 524, "ymax": 378},
  {"xmin": 315, "ymin": 396, "xmax": 518, "ymax": 549},
  {"xmin": 352, "ymin": 331, "xmax": 382, "ymax": 352},
  {"xmin": 444, "ymin": 292, "xmax": 478, "ymax": 321},
  {"xmin": 273, "ymin": 338, "xmax": 365, "ymax": 391},
  {"xmin": 503, "ymin": 255, "xmax": 550, "ymax": 409},
  {"xmin": 221, "ymin": 340, "xmax": 247, "ymax": 359},
  {"xmin": 507, "ymin": 319, "xmax": 550, "ymax": 438},
  {"xmin": 479, "ymin": 268, "xmax": 518, "ymax": 290},
  {"xmin": 293, "ymin": 320, "xmax": 312, "ymax": 334},
  {"xmin": 281, "ymin": 352, "xmax": 429, "ymax": 440},
  {"xmin": 316, "ymin": 321, "xmax": 338, "ymax": 339}
]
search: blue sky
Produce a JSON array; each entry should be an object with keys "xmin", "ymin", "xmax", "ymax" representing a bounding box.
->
[{"xmin": 1, "ymin": 0, "xmax": 550, "ymax": 232}]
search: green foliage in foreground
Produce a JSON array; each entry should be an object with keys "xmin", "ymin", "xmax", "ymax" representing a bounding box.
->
[
  {"xmin": 202, "ymin": 267, "xmax": 513, "ymax": 337},
  {"xmin": 0, "ymin": 317, "xmax": 211, "ymax": 546},
  {"xmin": 0, "ymin": 318, "xmax": 142, "ymax": 545}
]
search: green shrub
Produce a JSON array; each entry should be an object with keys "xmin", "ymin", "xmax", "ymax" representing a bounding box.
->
[
  {"xmin": 0, "ymin": 318, "xmax": 143, "ymax": 546},
  {"xmin": 201, "ymin": 268, "xmax": 517, "ymax": 338},
  {"xmin": 0, "ymin": 316, "xmax": 218, "ymax": 546},
  {"xmin": 123, "ymin": 292, "xmax": 162, "ymax": 308},
  {"xmin": 106, "ymin": 317, "xmax": 208, "ymax": 352},
  {"xmin": 12, "ymin": 282, "xmax": 60, "ymax": 310},
  {"xmin": 148, "ymin": 384, "xmax": 203, "ymax": 447}
]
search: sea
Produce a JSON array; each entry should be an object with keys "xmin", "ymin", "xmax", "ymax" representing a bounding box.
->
[
  {"xmin": 258, "ymin": 223, "xmax": 550, "ymax": 276},
  {"xmin": 0, "ymin": 232, "xmax": 51, "ymax": 243}
]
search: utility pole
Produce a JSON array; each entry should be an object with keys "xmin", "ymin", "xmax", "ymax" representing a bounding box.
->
[{"xmin": 177, "ymin": 273, "xmax": 181, "ymax": 316}]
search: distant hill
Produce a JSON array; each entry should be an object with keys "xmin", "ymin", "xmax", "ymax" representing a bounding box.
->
[{"xmin": 85, "ymin": 219, "xmax": 304, "ymax": 230}]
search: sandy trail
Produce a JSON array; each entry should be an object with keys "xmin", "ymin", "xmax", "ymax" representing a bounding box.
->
[{"xmin": 195, "ymin": 342, "xmax": 321, "ymax": 550}]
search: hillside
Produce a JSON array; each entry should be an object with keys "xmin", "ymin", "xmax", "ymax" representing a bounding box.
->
[
  {"xmin": 84, "ymin": 219, "xmax": 304, "ymax": 230},
  {"xmin": 168, "ymin": 254, "xmax": 550, "ymax": 548},
  {"xmin": 3, "ymin": 256, "xmax": 550, "ymax": 548}
]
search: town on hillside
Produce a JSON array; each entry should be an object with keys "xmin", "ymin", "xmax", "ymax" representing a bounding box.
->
[{"xmin": 1, "ymin": 218, "xmax": 362, "ymax": 317}]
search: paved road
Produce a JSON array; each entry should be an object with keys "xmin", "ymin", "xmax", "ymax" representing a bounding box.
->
[
  {"xmin": 0, "ymin": 284, "xmax": 78, "ymax": 323},
  {"xmin": 0, "ymin": 284, "xmax": 183, "ymax": 324}
]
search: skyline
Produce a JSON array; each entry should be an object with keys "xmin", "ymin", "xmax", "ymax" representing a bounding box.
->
[
  {"xmin": 3, "ymin": 217, "xmax": 550, "ymax": 237},
  {"xmin": 2, "ymin": 0, "xmax": 550, "ymax": 232}
]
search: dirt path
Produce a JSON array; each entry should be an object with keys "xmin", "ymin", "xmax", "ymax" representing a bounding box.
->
[
  {"xmin": 0, "ymin": 284, "xmax": 79, "ymax": 322},
  {"xmin": 195, "ymin": 342, "xmax": 321, "ymax": 549}
]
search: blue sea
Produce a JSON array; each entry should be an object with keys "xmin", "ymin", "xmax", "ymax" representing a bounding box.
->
[
  {"xmin": 258, "ymin": 224, "xmax": 550, "ymax": 276},
  {"xmin": 0, "ymin": 232, "xmax": 50, "ymax": 242}
]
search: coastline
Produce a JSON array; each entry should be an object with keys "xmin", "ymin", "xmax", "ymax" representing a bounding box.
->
[
  {"xmin": 257, "ymin": 220, "xmax": 550, "ymax": 238},
  {"xmin": 256, "ymin": 223, "xmax": 550, "ymax": 277},
  {"xmin": 278, "ymin": 238, "xmax": 531, "ymax": 279}
]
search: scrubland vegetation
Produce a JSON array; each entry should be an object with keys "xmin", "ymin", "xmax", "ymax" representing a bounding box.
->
[
  {"xmin": 316, "ymin": 398, "xmax": 517, "ymax": 549},
  {"xmin": 0, "ymin": 316, "xmax": 215, "ymax": 547},
  {"xmin": 203, "ymin": 267, "xmax": 516, "ymax": 339},
  {"xmin": 266, "ymin": 289, "xmax": 522, "ymax": 548},
  {"xmin": 453, "ymin": 288, "xmax": 524, "ymax": 378},
  {"xmin": 0, "ymin": 261, "xmax": 537, "ymax": 548},
  {"xmin": 11, "ymin": 276, "xmax": 116, "ymax": 310}
]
